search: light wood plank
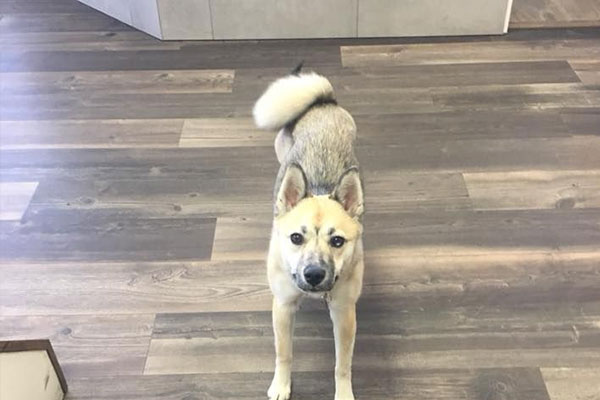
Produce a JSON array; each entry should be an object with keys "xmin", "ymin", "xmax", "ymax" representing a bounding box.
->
[
  {"xmin": 211, "ymin": 215, "xmax": 272, "ymax": 261},
  {"xmin": 0, "ymin": 119, "xmax": 184, "ymax": 149},
  {"xmin": 463, "ymin": 170, "xmax": 600, "ymax": 210},
  {"xmin": 341, "ymin": 39, "xmax": 600, "ymax": 67},
  {"xmin": 0, "ymin": 181, "xmax": 38, "ymax": 221},
  {"xmin": 2, "ymin": 251, "xmax": 598, "ymax": 316},
  {"xmin": 540, "ymin": 368, "xmax": 600, "ymax": 400},
  {"xmin": 569, "ymin": 60, "xmax": 600, "ymax": 84},
  {"xmin": 179, "ymin": 118, "xmax": 273, "ymax": 148}
]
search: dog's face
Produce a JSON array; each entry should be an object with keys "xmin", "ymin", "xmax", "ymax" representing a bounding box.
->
[{"xmin": 274, "ymin": 165, "xmax": 363, "ymax": 293}]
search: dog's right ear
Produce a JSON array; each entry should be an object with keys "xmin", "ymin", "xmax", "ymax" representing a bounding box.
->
[{"xmin": 276, "ymin": 164, "xmax": 309, "ymax": 215}]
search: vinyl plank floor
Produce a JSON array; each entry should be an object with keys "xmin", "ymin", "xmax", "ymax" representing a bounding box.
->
[
  {"xmin": 1, "ymin": 2, "xmax": 600, "ymax": 397},
  {"xmin": 0, "ymin": 12, "xmax": 130, "ymax": 33},
  {"xmin": 560, "ymin": 107, "xmax": 600, "ymax": 136},
  {"xmin": 0, "ymin": 259, "xmax": 273, "ymax": 316},
  {"xmin": 0, "ymin": 119, "xmax": 184, "ymax": 149},
  {"xmin": 430, "ymin": 82, "xmax": 600, "ymax": 112},
  {"xmin": 341, "ymin": 38, "xmax": 600, "ymax": 67},
  {"xmin": 147, "ymin": 303, "xmax": 600, "ymax": 376},
  {"xmin": 0, "ymin": 209, "xmax": 217, "ymax": 261},
  {"xmin": 0, "ymin": 70, "xmax": 235, "ymax": 95},
  {"xmin": 354, "ymin": 110, "xmax": 572, "ymax": 145},
  {"xmin": 0, "ymin": 314, "xmax": 154, "ymax": 377},
  {"xmin": 511, "ymin": 0, "xmax": 600, "ymax": 28},
  {"xmin": 358, "ymin": 136, "xmax": 600, "ymax": 173},
  {"xmin": 0, "ymin": 31, "xmax": 183, "ymax": 51},
  {"xmin": 569, "ymin": 60, "xmax": 600, "ymax": 84},
  {"xmin": 365, "ymin": 209, "xmax": 600, "ymax": 256},
  {"xmin": 234, "ymin": 61, "xmax": 580, "ymax": 93},
  {"xmin": 178, "ymin": 118, "xmax": 272, "ymax": 148},
  {"xmin": 463, "ymin": 170, "xmax": 600, "ymax": 210},
  {"xmin": 67, "ymin": 368, "xmax": 551, "ymax": 400},
  {"xmin": 0, "ymin": 181, "xmax": 38, "ymax": 220},
  {"xmin": 540, "ymin": 368, "xmax": 600, "ymax": 400},
  {"xmin": 3, "ymin": 251, "xmax": 597, "ymax": 316}
]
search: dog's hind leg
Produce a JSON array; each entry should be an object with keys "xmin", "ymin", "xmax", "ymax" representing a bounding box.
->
[
  {"xmin": 274, "ymin": 128, "xmax": 294, "ymax": 164},
  {"xmin": 268, "ymin": 298, "xmax": 296, "ymax": 400}
]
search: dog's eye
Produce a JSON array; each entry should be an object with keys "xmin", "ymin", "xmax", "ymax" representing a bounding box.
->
[
  {"xmin": 290, "ymin": 233, "xmax": 304, "ymax": 245},
  {"xmin": 330, "ymin": 236, "xmax": 346, "ymax": 248}
]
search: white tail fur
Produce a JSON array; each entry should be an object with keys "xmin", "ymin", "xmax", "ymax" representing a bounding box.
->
[{"xmin": 253, "ymin": 72, "xmax": 334, "ymax": 131}]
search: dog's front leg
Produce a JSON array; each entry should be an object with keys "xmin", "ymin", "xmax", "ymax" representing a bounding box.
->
[
  {"xmin": 268, "ymin": 298, "xmax": 296, "ymax": 400},
  {"xmin": 330, "ymin": 304, "xmax": 357, "ymax": 400}
]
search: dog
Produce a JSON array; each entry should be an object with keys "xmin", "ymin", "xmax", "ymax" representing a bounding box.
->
[{"xmin": 253, "ymin": 65, "xmax": 364, "ymax": 400}]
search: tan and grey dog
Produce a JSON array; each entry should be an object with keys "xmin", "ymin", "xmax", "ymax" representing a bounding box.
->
[{"xmin": 253, "ymin": 66, "xmax": 364, "ymax": 400}]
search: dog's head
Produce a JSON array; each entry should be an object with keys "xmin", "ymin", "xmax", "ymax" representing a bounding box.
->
[{"xmin": 274, "ymin": 164, "xmax": 364, "ymax": 293}]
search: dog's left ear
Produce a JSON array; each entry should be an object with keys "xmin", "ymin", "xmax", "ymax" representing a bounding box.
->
[{"xmin": 331, "ymin": 167, "xmax": 364, "ymax": 218}]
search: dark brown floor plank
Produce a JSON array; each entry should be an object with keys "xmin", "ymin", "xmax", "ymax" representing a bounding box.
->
[
  {"xmin": 358, "ymin": 136, "xmax": 600, "ymax": 173},
  {"xmin": 366, "ymin": 209, "xmax": 600, "ymax": 255},
  {"xmin": 0, "ymin": 0, "xmax": 93, "ymax": 14},
  {"xmin": 0, "ymin": 12, "xmax": 130, "ymax": 33},
  {"xmin": 0, "ymin": 31, "xmax": 182, "ymax": 51},
  {"xmin": 0, "ymin": 41, "xmax": 342, "ymax": 73},
  {"xmin": 146, "ymin": 302, "xmax": 600, "ymax": 375},
  {"xmin": 0, "ymin": 314, "xmax": 154, "ymax": 377},
  {"xmin": 561, "ymin": 107, "xmax": 600, "ymax": 136},
  {"xmin": 354, "ymin": 110, "xmax": 572, "ymax": 144},
  {"xmin": 154, "ymin": 302, "xmax": 600, "ymax": 348},
  {"xmin": 146, "ymin": 313, "xmax": 599, "ymax": 373},
  {"xmin": 235, "ymin": 61, "xmax": 581, "ymax": 95},
  {"xmin": 0, "ymin": 209, "xmax": 216, "ymax": 261}
]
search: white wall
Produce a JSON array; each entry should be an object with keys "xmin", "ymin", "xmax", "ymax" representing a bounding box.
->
[{"xmin": 78, "ymin": 0, "xmax": 514, "ymax": 40}]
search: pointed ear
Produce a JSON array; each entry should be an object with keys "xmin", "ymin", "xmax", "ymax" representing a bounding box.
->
[
  {"xmin": 276, "ymin": 164, "xmax": 309, "ymax": 215},
  {"xmin": 331, "ymin": 167, "xmax": 364, "ymax": 218}
]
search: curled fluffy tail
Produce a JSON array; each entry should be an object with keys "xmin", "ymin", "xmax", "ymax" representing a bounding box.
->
[{"xmin": 253, "ymin": 72, "xmax": 335, "ymax": 131}]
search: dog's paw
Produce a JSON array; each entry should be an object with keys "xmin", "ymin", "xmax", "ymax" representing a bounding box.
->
[
  {"xmin": 334, "ymin": 380, "xmax": 355, "ymax": 400},
  {"xmin": 268, "ymin": 378, "xmax": 291, "ymax": 400},
  {"xmin": 334, "ymin": 392, "xmax": 355, "ymax": 400}
]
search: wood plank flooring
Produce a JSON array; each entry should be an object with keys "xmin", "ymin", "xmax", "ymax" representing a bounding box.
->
[
  {"xmin": 511, "ymin": 0, "xmax": 600, "ymax": 28},
  {"xmin": 1, "ymin": 0, "xmax": 599, "ymax": 399}
]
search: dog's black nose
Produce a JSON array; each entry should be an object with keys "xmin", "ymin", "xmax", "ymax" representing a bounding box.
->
[{"xmin": 303, "ymin": 265, "xmax": 326, "ymax": 287}]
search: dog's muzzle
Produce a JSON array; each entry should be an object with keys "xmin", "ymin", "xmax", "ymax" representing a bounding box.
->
[{"xmin": 293, "ymin": 263, "xmax": 335, "ymax": 292}]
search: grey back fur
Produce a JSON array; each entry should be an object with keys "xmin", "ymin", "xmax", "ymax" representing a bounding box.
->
[{"xmin": 274, "ymin": 103, "xmax": 359, "ymax": 202}]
